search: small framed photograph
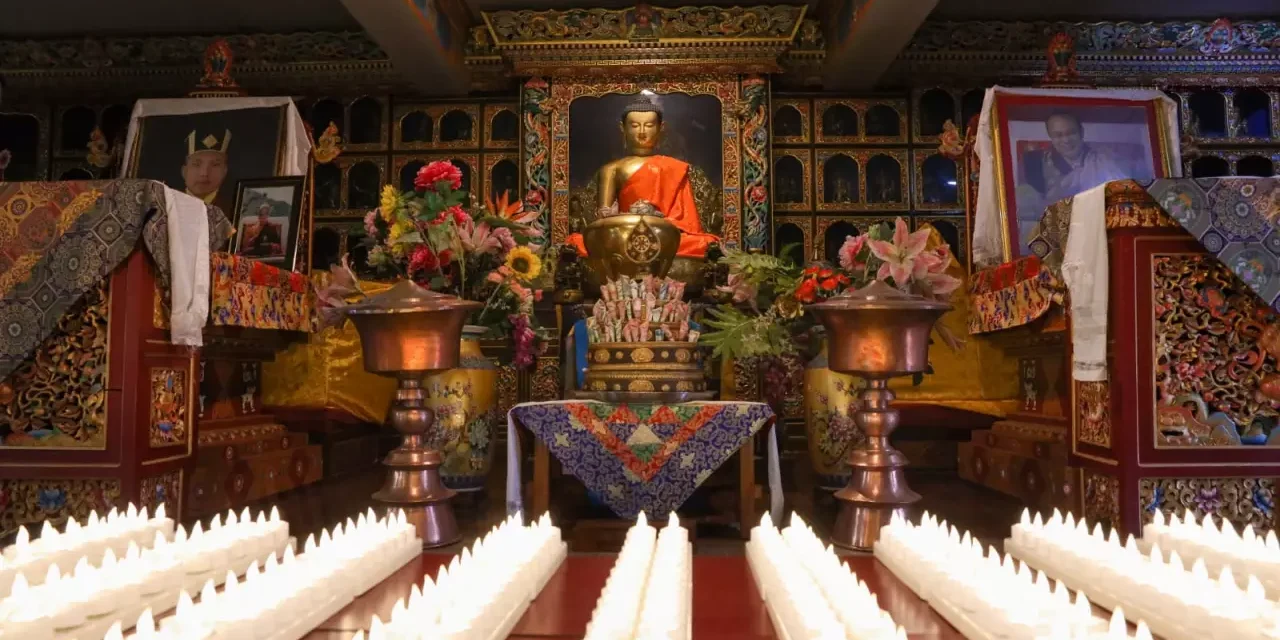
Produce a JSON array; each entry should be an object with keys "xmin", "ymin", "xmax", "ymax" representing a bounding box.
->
[{"xmin": 230, "ymin": 176, "xmax": 305, "ymax": 270}]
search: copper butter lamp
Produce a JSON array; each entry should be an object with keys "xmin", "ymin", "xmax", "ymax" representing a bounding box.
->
[
  {"xmin": 344, "ymin": 280, "xmax": 481, "ymax": 548},
  {"xmin": 807, "ymin": 281, "xmax": 950, "ymax": 550}
]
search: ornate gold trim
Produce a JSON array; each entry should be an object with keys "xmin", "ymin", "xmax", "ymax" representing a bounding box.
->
[
  {"xmin": 772, "ymin": 148, "xmax": 811, "ymax": 212},
  {"xmin": 392, "ymin": 104, "xmax": 481, "ymax": 151},
  {"xmin": 773, "ymin": 215, "xmax": 813, "ymax": 262},
  {"xmin": 771, "ymin": 97, "xmax": 811, "ymax": 145},
  {"xmin": 483, "ymin": 104, "xmax": 519, "ymax": 149},
  {"xmin": 548, "ymin": 78, "xmax": 742, "ymax": 247},
  {"xmin": 911, "ymin": 149, "xmax": 963, "ymax": 211},
  {"xmin": 483, "ymin": 152, "xmax": 520, "ymax": 202},
  {"xmin": 314, "ymin": 155, "xmax": 388, "ymax": 219},
  {"xmin": 342, "ymin": 95, "xmax": 389, "ymax": 152}
]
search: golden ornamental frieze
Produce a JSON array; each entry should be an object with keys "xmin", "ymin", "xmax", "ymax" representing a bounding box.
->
[{"xmin": 481, "ymin": 5, "xmax": 807, "ymax": 47}]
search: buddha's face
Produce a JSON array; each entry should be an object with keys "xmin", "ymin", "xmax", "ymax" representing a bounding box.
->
[{"xmin": 621, "ymin": 111, "xmax": 662, "ymax": 156}]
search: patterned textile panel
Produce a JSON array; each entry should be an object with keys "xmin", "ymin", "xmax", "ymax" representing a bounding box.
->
[
  {"xmin": 510, "ymin": 401, "xmax": 774, "ymax": 519},
  {"xmin": 209, "ymin": 252, "xmax": 314, "ymax": 332},
  {"xmin": 967, "ymin": 256, "xmax": 1065, "ymax": 335}
]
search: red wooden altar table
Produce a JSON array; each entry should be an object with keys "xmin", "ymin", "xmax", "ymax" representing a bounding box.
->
[{"xmin": 304, "ymin": 553, "xmax": 965, "ymax": 640}]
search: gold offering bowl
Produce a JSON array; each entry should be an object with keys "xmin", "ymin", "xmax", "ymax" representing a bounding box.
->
[
  {"xmin": 583, "ymin": 214, "xmax": 705, "ymax": 293},
  {"xmin": 584, "ymin": 342, "xmax": 706, "ymax": 393},
  {"xmin": 345, "ymin": 281, "xmax": 481, "ymax": 548},
  {"xmin": 807, "ymin": 281, "xmax": 950, "ymax": 551}
]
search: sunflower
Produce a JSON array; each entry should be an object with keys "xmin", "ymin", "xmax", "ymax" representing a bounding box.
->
[
  {"xmin": 380, "ymin": 185, "xmax": 401, "ymax": 222},
  {"xmin": 504, "ymin": 246, "xmax": 542, "ymax": 282}
]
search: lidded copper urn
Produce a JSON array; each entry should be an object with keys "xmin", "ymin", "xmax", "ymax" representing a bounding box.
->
[
  {"xmin": 345, "ymin": 280, "xmax": 481, "ymax": 548},
  {"xmin": 807, "ymin": 281, "xmax": 950, "ymax": 550}
]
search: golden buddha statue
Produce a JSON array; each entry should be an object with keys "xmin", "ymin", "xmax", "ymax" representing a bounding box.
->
[{"xmin": 566, "ymin": 97, "xmax": 721, "ymax": 261}]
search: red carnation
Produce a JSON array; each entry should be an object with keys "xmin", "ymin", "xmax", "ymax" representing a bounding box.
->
[
  {"xmin": 820, "ymin": 278, "xmax": 838, "ymax": 291},
  {"xmin": 408, "ymin": 245, "xmax": 439, "ymax": 274},
  {"xmin": 795, "ymin": 279, "xmax": 818, "ymax": 303},
  {"xmin": 448, "ymin": 205, "xmax": 471, "ymax": 226},
  {"xmin": 414, "ymin": 160, "xmax": 463, "ymax": 192}
]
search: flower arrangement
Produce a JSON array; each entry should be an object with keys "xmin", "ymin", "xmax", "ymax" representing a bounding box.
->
[
  {"xmin": 701, "ymin": 217, "xmax": 962, "ymax": 362},
  {"xmin": 317, "ymin": 160, "xmax": 548, "ymax": 368}
]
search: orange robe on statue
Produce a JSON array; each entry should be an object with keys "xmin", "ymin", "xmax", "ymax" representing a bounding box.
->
[{"xmin": 568, "ymin": 155, "xmax": 717, "ymax": 258}]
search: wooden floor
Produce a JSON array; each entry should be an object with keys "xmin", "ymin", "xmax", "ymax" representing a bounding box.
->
[{"xmin": 234, "ymin": 453, "xmax": 1026, "ymax": 555}]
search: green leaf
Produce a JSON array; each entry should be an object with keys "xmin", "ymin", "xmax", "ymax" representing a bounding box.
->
[{"xmin": 393, "ymin": 231, "xmax": 423, "ymax": 245}]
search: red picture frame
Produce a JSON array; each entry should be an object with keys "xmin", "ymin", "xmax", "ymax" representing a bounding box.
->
[{"xmin": 989, "ymin": 93, "xmax": 1177, "ymax": 262}]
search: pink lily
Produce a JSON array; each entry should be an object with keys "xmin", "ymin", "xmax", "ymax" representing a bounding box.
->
[
  {"xmin": 868, "ymin": 218, "xmax": 936, "ymax": 286},
  {"xmin": 460, "ymin": 218, "xmax": 504, "ymax": 255}
]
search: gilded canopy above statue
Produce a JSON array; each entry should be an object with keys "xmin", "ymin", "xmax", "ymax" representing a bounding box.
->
[{"xmin": 472, "ymin": 5, "xmax": 811, "ymax": 77}]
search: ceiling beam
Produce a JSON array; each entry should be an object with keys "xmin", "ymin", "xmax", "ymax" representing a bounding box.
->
[
  {"xmin": 339, "ymin": 0, "xmax": 470, "ymax": 96},
  {"xmin": 823, "ymin": 0, "xmax": 938, "ymax": 91}
]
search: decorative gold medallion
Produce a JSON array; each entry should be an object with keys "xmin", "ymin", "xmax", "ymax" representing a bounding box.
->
[
  {"xmin": 632, "ymin": 347, "xmax": 655, "ymax": 363},
  {"xmin": 674, "ymin": 349, "xmax": 690, "ymax": 363},
  {"xmin": 624, "ymin": 217, "xmax": 662, "ymax": 264},
  {"xmin": 594, "ymin": 349, "xmax": 612, "ymax": 363},
  {"xmin": 628, "ymin": 379, "xmax": 656, "ymax": 392}
]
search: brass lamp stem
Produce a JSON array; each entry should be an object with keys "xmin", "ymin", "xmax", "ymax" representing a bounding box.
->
[
  {"xmin": 831, "ymin": 378, "xmax": 921, "ymax": 550},
  {"xmin": 373, "ymin": 375, "xmax": 459, "ymax": 548}
]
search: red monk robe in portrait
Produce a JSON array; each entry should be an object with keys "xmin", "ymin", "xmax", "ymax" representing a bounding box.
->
[{"xmin": 568, "ymin": 155, "xmax": 718, "ymax": 258}]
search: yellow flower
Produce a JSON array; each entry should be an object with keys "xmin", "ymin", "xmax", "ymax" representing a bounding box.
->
[
  {"xmin": 504, "ymin": 246, "xmax": 542, "ymax": 282},
  {"xmin": 380, "ymin": 185, "xmax": 400, "ymax": 222}
]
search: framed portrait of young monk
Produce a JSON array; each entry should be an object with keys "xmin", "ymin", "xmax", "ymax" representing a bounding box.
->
[{"xmin": 121, "ymin": 97, "xmax": 313, "ymax": 217}]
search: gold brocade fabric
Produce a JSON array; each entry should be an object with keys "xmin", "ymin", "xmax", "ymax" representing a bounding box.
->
[
  {"xmin": 261, "ymin": 279, "xmax": 396, "ymax": 424},
  {"xmin": 887, "ymin": 225, "xmax": 1020, "ymax": 417}
]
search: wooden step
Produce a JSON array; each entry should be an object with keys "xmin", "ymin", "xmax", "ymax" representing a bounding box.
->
[{"xmin": 958, "ymin": 441, "xmax": 1077, "ymax": 514}]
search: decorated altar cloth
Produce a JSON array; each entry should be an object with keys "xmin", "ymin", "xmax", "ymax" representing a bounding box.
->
[
  {"xmin": 209, "ymin": 253, "xmax": 313, "ymax": 331},
  {"xmin": 0, "ymin": 180, "xmax": 230, "ymax": 381},
  {"xmin": 1022, "ymin": 176, "xmax": 1280, "ymax": 380},
  {"xmin": 506, "ymin": 401, "xmax": 782, "ymax": 523},
  {"xmin": 966, "ymin": 256, "xmax": 1065, "ymax": 335}
]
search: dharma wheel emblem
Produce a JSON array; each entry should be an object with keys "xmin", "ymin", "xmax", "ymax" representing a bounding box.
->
[{"xmin": 625, "ymin": 217, "xmax": 662, "ymax": 264}]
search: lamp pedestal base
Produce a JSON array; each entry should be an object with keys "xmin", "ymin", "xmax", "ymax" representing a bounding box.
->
[
  {"xmin": 830, "ymin": 379, "xmax": 920, "ymax": 551},
  {"xmin": 373, "ymin": 377, "xmax": 459, "ymax": 549}
]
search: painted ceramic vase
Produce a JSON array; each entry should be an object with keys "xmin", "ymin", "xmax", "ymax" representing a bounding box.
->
[
  {"xmin": 803, "ymin": 341, "xmax": 865, "ymax": 490},
  {"xmin": 424, "ymin": 326, "xmax": 500, "ymax": 491}
]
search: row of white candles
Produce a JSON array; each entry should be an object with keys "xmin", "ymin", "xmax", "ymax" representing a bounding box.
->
[
  {"xmin": 747, "ymin": 513, "xmax": 905, "ymax": 640},
  {"xmin": 1, "ymin": 504, "xmax": 175, "ymax": 598},
  {"xmin": 1007, "ymin": 509, "xmax": 1280, "ymax": 640},
  {"xmin": 876, "ymin": 512, "xmax": 1151, "ymax": 639},
  {"xmin": 1142, "ymin": 509, "xmax": 1280, "ymax": 593},
  {"xmin": 349, "ymin": 513, "xmax": 565, "ymax": 640},
  {"xmin": 634, "ymin": 514, "xmax": 692, "ymax": 640},
  {"xmin": 108, "ymin": 509, "xmax": 420, "ymax": 640},
  {"xmin": 0, "ymin": 507, "xmax": 289, "ymax": 640},
  {"xmin": 583, "ymin": 512, "xmax": 692, "ymax": 640}
]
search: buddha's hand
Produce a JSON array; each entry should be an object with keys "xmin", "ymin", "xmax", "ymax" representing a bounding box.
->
[
  {"xmin": 628, "ymin": 199, "xmax": 661, "ymax": 217},
  {"xmin": 596, "ymin": 202, "xmax": 619, "ymax": 218}
]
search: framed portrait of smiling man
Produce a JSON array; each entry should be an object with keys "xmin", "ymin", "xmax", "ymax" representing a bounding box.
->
[{"xmin": 973, "ymin": 88, "xmax": 1180, "ymax": 264}]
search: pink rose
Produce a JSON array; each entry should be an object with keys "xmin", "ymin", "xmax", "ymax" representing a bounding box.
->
[{"xmin": 837, "ymin": 235, "xmax": 867, "ymax": 271}]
